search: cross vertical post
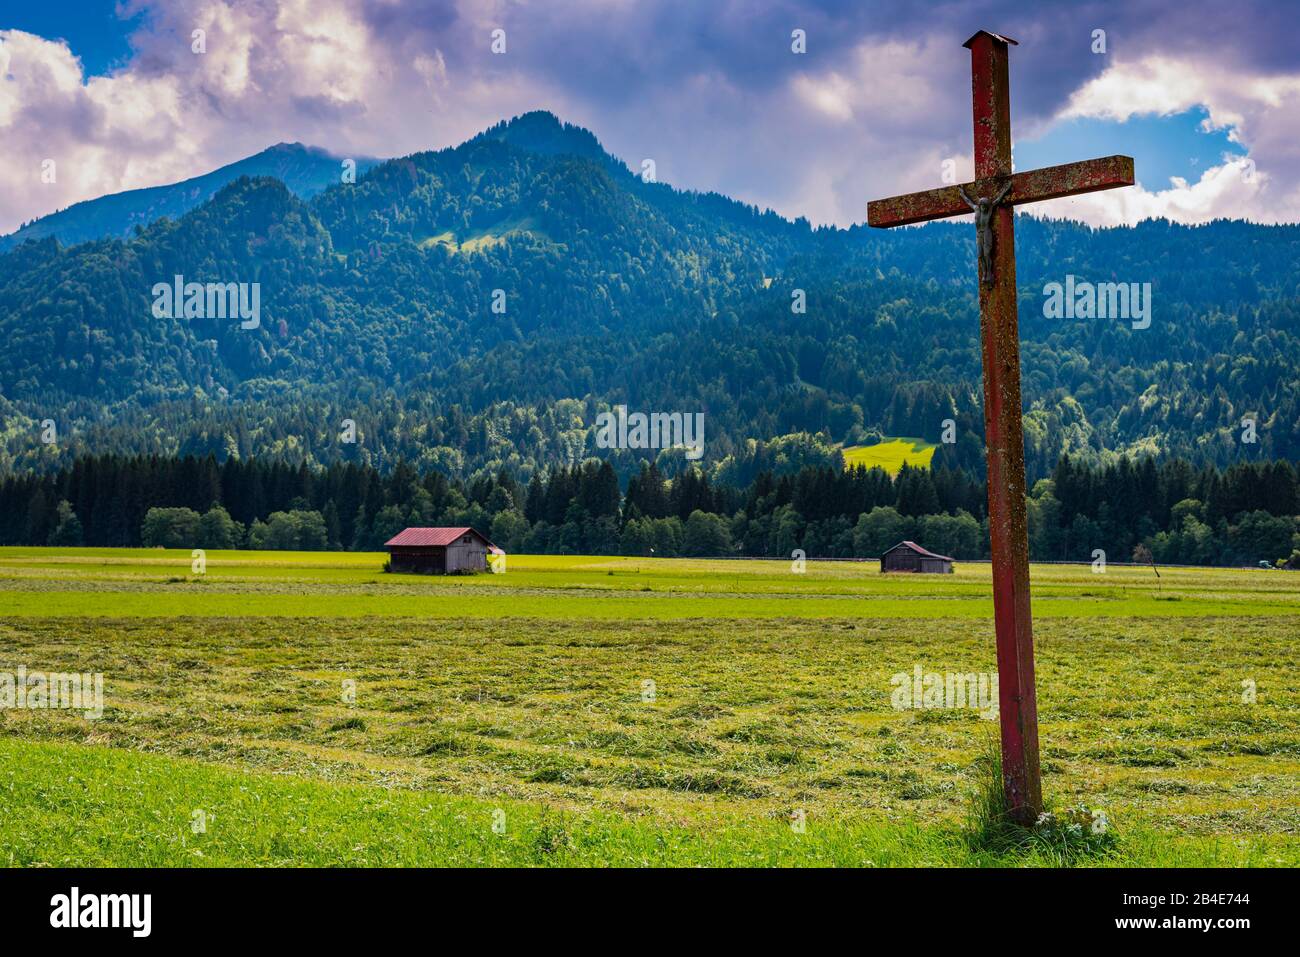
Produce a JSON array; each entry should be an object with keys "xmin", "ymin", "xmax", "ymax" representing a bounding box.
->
[
  {"xmin": 965, "ymin": 30, "xmax": 1040, "ymax": 823},
  {"xmin": 867, "ymin": 30, "xmax": 1135, "ymax": 824}
]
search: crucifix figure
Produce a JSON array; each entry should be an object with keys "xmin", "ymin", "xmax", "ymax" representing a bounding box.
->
[
  {"xmin": 867, "ymin": 30, "xmax": 1134, "ymax": 824},
  {"xmin": 959, "ymin": 181, "xmax": 1011, "ymax": 287}
]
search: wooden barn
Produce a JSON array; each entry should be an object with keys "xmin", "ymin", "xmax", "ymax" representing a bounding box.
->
[
  {"xmin": 880, "ymin": 540, "xmax": 955, "ymax": 574},
  {"xmin": 384, "ymin": 527, "xmax": 499, "ymax": 574}
]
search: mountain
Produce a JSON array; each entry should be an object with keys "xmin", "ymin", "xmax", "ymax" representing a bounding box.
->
[
  {"xmin": 0, "ymin": 143, "xmax": 381, "ymax": 252},
  {"xmin": 1, "ymin": 110, "xmax": 1298, "ymax": 481},
  {"xmin": 472, "ymin": 111, "xmax": 615, "ymax": 167}
]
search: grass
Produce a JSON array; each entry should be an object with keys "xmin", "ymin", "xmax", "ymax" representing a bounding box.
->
[
  {"xmin": 842, "ymin": 436, "xmax": 937, "ymax": 474},
  {"xmin": 2, "ymin": 738, "xmax": 1286, "ymax": 867},
  {"xmin": 0, "ymin": 548, "xmax": 1296, "ymax": 867},
  {"xmin": 417, "ymin": 216, "xmax": 553, "ymax": 255},
  {"xmin": 962, "ymin": 738, "xmax": 1119, "ymax": 864}
]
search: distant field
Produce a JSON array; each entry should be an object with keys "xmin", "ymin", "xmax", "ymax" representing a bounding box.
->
[
  {"xmin": 0, "ymin": 548, "xmax": 1294, "ymax": 619},
  {"xmin": 842, "ymin": 437, "xmax": 937, "ymax": 474},
  {"xmin": 0, "ymin": 548, "xmax": 1296, "ymax": 866}
]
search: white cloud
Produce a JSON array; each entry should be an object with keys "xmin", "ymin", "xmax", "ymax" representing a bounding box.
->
[
  {"xmin": 790, "ymin": 37, "xmax": 958, "ymax": 131},
  {"xmin": 793, "ymin": 71, "xmax": 855, "ymax": 122},
  {"xmin": 1028, "ymin": 156, "xmax": 1272, "ymax": 227},
  {"xmin": 1048, "ymin": 55, "xmax": 1300, "ymax": 225},
  {"xmin": 765, "ymin": 37, "xmax": 974, "ymax": 224},
  {"xmin": 0, "ymin": 29, "xmax": 193, "ymax": 231}
]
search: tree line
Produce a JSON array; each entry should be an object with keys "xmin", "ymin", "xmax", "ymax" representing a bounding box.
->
[{"xmin": 1, "ymin": 452, "xmax": 1296, "ymax": 567}]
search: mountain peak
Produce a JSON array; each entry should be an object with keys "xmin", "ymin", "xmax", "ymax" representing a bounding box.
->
[
  {"xmin": 503, "ymin": 110, "xmax": 564, "ymax": 129},
  {"xmin": 473, "ymin": 111, "xmax": 612, "ymax": 166},
  {"xmin": 263, "ymin": 141, "xmax": 344, "ymax": 160}
]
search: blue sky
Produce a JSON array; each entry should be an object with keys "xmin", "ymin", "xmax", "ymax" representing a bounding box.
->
[
  {"xmin": 0, "ymin": 0, "xmax": 1295, "ymax": 233},
  {"xmin": 4, "ymin": 2, "xmax": 140, "ymax": 76},
  {"xmin": 1017, "ymin": 109, "xmax": 1245, "ymax": 193}
]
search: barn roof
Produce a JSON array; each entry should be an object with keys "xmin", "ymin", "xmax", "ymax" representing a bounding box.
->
[
  {"xmin": 883, "ymin": 540, "xmax": 955, "ymax": 562},
  {"xmin": 384, "ymin": 527, "xmax": 497, "ymax": 549}
]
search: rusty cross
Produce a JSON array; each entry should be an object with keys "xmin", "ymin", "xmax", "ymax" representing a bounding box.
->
[{"xmin": 867, "ymin": 30, "xmax": 1134, "ymax": 824}]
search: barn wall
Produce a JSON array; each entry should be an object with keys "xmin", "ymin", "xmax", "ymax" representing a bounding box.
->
[
  {"xmin": 881, "ymin": 547, "xmax": 952, "ymax": 573},
  {"xmin": 446, "ymin": 541, "xmax": 489, "ymax": 572},
  {"xmin": 919, "ymin": 558, "xmax": 953, "ymax": 574},
  {"xmin": 882, "ymin": 549, "xmax": 920, "ymax": 572},
  {"xmin": 389, "ymin": 547, "xmax": 446, "ymax": 574}
]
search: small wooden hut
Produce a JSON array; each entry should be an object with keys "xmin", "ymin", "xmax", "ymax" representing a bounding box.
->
[
  {"xmin": 880, "ymin": 540, "xmax": 954, "ymax": 574},
  {"xmin": 384, "ymin": 527, "xmax": 499, "ymax": 574}
]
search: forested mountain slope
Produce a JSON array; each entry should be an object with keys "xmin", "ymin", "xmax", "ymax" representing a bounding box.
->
[{"xmin": 1, "ymin": 111, "xmax": 1297, "ymax": 481}]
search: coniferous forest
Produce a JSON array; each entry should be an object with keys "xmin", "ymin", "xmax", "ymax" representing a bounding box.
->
[{"xmin": 3, "ymin": 451, "xmax": 1296, "ymax": 568}]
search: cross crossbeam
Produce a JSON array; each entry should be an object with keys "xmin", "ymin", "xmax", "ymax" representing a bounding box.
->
[
  {"xmin": 866, "ymin": 31, "xmax": 1135, "ymax": 824},
  {"xmin": 867, "ymin": 156, "xmax": 1134, "ymax": 228}
]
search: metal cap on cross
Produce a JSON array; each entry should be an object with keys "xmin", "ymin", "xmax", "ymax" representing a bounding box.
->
[{"xmin": 867, "ymin": 30, "xmax": 1135, "ymax": 824}]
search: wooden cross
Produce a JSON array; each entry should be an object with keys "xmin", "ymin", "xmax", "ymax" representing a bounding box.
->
[{"xmin": 867, "ymin": 30, "xmax": 1135, "ymax": 824}]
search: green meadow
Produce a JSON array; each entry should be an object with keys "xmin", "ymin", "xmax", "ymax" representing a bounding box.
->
[{"xmin": 0, "ymin": 548, "xmax": 1296, "ymax": 867}]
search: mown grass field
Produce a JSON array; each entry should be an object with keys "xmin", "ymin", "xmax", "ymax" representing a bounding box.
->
[
  {"xmin": 0, "ymin": 548, "xmax": 1296, "ymax": 867},
  {"xmin": 841, "ymin": 437, "xmax": 937, "ymax": 474}
]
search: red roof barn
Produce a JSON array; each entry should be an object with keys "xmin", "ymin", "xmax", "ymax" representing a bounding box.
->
[
  {"xmin": 384, "ymin": 527, "xmax": 499, "ymax": 574},
  {"xmin": 880, "ymin": 540, "xmax": 955, "ymax": 574}
]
